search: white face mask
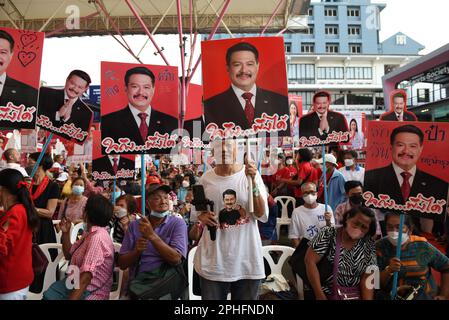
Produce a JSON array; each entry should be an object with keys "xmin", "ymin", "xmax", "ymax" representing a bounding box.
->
[
  {"xmin": 286, "ymin": 159, "xmax": 294, "ymax": 165},
  {"xmin": 303, "ymin": 194, "xmax": 317, "ymax": 205},
  {"xmin": 387, "ymin": 231, "xmax": 409, "ymax": 246},
  {"xmin": 344, "ymin": 159, "xmax": 354, "ymax": 167},
  {"xmin": 115, "ymin": 207, "xmax": 128, "ymax": 219},
  {"xmin": 182, "ymin": 180, "xmax": 190, "ymax": 188}
]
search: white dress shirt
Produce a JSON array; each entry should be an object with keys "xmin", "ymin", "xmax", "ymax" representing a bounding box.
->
[
  {"xmin": 0, "ymin": 73, "xmax": 7, "ymax": 97},
  {"xmin": 55, "ymin": 91, "xmax": 77, "ymax": 122},
  {"xmin": 109, "ymin": 155, "xmax": 121, "ymax": 168},
  {"xmin": 392, "ymin": 162, "xmax": 416, "ymax": 187},
  {"xmin": 128, "ymin": 103, "xmax": 151, "ymax": 128},
  {"xmin": 231, "ymin": 84, "xmax": 257, "ymax": 111},
  {"xmin": 317, "ymin": 111, "xmax": 329, "ymax": 135}
]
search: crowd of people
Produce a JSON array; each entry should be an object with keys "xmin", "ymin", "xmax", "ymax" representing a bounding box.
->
[{"xmin": 0, "ymin": 139, "xmax": 448, "ymax": 301}]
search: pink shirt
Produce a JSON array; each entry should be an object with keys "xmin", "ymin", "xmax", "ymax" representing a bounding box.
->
[
  {"xmin": 69, "ymin": 226, "xmax": 114, "ymax": 300},
  {"xmin": 58, "ymin": 196, "xmax": 88, "ymax": 221}
]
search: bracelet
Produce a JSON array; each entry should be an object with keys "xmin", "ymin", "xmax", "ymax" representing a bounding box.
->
[
  {"xmin": 385, "ymin": 266, "xmax": 394, "ymax": 275},
  {"xmin": 253, "ymin": 186, "xmax": 260, "ymax": 197}
]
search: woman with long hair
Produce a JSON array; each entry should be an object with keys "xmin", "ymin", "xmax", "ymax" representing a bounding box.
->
[
  {"xmin": 349, "ymin": 119, "xmax": 365, "ymax": 150},
  {"xmin": 290, "ymin": 102, "xmax": 300, "ymax": 139},
  {"xmin": 0, "ymin": 169, "xmax": 39, "ymax": 300}
]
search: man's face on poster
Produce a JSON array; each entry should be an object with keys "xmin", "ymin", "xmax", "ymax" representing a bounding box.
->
[
  {"xmin": 227, "ymin": 50, "xmax": 259, "ymax": 92},
  {"xmin": 0, "ymin": 38, "xmax": 13, "ymax": 76},
  {"xmin": 125, "ymin": 74, "xmax": 155, "ymax": 111},
  {"xmin": 313, "ymin": 97, "xmax": 330, "ymax": 115},
  {"xmin": 213, "ymin": 139, "xmax": 237, "ymax": 165},
  {"xmin": 393, "ymin": 97, "xmax": 405, "ymax": 115},
  {"xmin": 391, "ymin": 132, "xmax": 423, "ymax": 171},
  {"xmin": 223, "ymin": 194, "xmax": 236, "ymax": 210},
  {"xmin": 65, "ymin": 75, "xmax": 89, "ymax": 100}
]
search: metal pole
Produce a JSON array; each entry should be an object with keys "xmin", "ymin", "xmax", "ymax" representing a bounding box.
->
[
  {"xmin": 141, "ymin": 154, "xmax": 146, "ymax": 216},
  {"xmin": 391, "ymin": 213, "xmax": 405, "ymax": 299},
  {"xmin": 30, "ymin": 132, "xmax": 54, "ymax": 180},
  {"xmin": 176, "ymin": 0, "xmax": 187, "ymax": 131},
  {"xmin": 112, "ymin": 178, "xmax": 116, "ymax": 205},
  {"xmin": 260, "ymin": 0, "xmax": 285, "ymax": 36}
]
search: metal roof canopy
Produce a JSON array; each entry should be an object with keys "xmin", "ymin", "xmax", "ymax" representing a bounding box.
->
[{"xmin": 0, "ymin": 0, "xmax": 309, "ymax": 36}]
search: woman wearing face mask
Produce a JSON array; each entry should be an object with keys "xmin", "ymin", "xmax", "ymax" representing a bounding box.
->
[
  {"xmin": 0, "ymin": 169, "xmax": 39, "ymax": 300},
  {"xmin": 177, "ymin": 176, "xmax": 191, "ymax": 203},
  {"xmin": 305, "ymin": 207, "xmax": 377, "ymax": 300},
  {"xmin": 57, "ymin": 177, "xmax": 87, "ymax": 224},
  {"xmin": 112, "ymin": 194, "xmax": 138, "ymax": 243},
  {"xmin": 376, "ymin": 212, "xmax": 449, "ymax": 300}
]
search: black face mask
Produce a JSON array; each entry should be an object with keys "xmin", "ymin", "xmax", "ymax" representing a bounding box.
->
[{"xmin": 349, "ymin": 194, "xmax": 364, "ymax": 206}]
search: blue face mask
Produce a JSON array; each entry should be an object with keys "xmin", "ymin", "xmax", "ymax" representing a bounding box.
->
[
  {"xmin": 112, "ymin": 191, "xmax": 122, "ymax": 202},
  {"xmin": 150, "ymin": 210, "xmax": 169, "ymax": 218},
  {"xmin": 72, "ymin": 185, "xmax": 84, "ymax": 196}
]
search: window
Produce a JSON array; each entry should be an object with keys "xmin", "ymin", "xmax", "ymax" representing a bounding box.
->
[
  {"xmin": 285, "ymin": 43, "xmax": 291, "ymax": 53},
  {"xmin": 347, "ymin": 93, "xmax": 373, "ymax": 105},
  {"xmin": 324, "ymin": 7, "xmax": 337, "ymax": 17},
  {"xmin": 348, "ymin": 25, "xmax": 361, "ymax": 36},
  {"xmin": 349, "ymin": 44, "xmax": 362, "ymax": 54},
  {"xmin": 298, "ymin": 25, "xmax": 314, "ymax": 35},
  {"xmin": 308, "ymin": 7, "xmax": 313, "ymax": 16},
  {"xmin": 346, "ymin": 67, "xmax": 372, "ymax": 79},
  {"xmin": 325, "ymin": 25, "xmax": 338, "ymax": 35},
  {"xmin": 417, "ymin": 89, "xmax": 430, "ymax": 103},
  {"xmin": 287, "ymin": 64, "xmax": 315, "ymax": 84},
  {"xmin": 326, "ymin": 43, "xmax": 339, "ymax": 54},
  {"xmin": 347, "ymin": 7, "xmax": 360, "ymax": 17},
  {"xmin": 396, "ymin": 35, "xmax": 407, "ymax": 45},
  {"xmin": 331, "ymin": 93, "xmax": 345, "ymax": 105},
  {"xmin": 301, "ymin": 43, "xmax": 315, "ymax": 53},
  {"xmin": 317, "ymin": 67, "xmax": 344, "ymax": 79},
  {"xmin": 375, "ymin": 92, "xmax": 384, "ymax": 109},
  {"xmin": 292, "ymin": 91, "xmax": 314, "ymax": 111}
]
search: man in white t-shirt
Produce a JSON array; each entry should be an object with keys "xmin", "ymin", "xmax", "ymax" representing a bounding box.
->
[
  {"xmin": 1, "ymin": 148, "xmax": 28, "ymax": 178},
  {"xmin": 289, "ymin": 182, "xmax": 334, "ymax": 247},
  {"xmin": 191, "ymin": 139, "xmax": 268, "ymax": 300},
  {"xmin": 338, "ymin": 150, "xmax": 365, "ymax": 184}
]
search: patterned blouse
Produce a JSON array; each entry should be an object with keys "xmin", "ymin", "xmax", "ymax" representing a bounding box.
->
[{"xmin": 309, "ymin": 226, "xmax": 377, "ymax": 295}]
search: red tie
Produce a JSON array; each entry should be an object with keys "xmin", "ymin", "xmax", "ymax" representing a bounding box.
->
[
  {"xmin": 112, "ymin": 158, "xmax": 118, "ymax": 174},
  {"xmin": 400, "ymin": 171, "xmax": 412, "ymax": 201},
  {"xmin": 242, "ymin": 92, "xmax": 255, "ymax": 125},
  {"xmin": 138, "ymin": 113, "xmax": 148, "ymax": 142}
]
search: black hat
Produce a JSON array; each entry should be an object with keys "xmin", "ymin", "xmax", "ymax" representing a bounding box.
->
[{"xmin": 146, "ymin": 183, "xmax": 171, "ymax": 197}]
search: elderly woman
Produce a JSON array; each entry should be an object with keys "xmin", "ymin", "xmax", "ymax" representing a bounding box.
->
[
  {"xmin": 57, "ymin": 177, "xmax": 87, "ymax": 224},
  {"xmin": 47, "ymin": 194, "xmax": 114, "ymax": 300},
  {"xmin": 305, "ymin": 207, "xmax": 377, "ymax": 300},
  {"xmin": 376, "ymin": 212, "xmax": 449, "ymax": 300}
]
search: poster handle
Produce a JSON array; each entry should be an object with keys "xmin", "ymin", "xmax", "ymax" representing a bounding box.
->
[
  {"xmin": 391, "ymin": 212, "xmax": 405, "ymax": 299},
  {"xmin": 321, "ymin": 145, "xmax": 329, "ymax": 212},
  {"xmin": 247, "ymin": 138, "xmax": 254, "ymax": 214},
  {"xmin": 112, "ymin": 178, "xmax": 117, "ymax": 205},
  {"xmin": 141, "ymin": 154, "xmax": 146, "ymax": 216},
  {"xmin": 30, "ymin": 132, "xmax": 54, "ymax": 180}
]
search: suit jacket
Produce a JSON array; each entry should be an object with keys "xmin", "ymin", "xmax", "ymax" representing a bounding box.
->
[
  {"xmin": 0, "ymin": 75, "xmax": 38, "ymax": 129},
  {"xmin": 364, "ymin": 164, "xmax": 448, "ymax": 220},
  {"xmin": 380, "ymin": 111, "xmax": 417, "ymax": 121},
  {"xmin": 37, "ymin": 87, "xmax": 93, "ymax": 143},
  {"xmin": 203, "ymin": 86, "xmax": 290, "ymax": 135},
  {"xmin": 298, "ymin": 110, "xmax": 348, "ymax": 141},
  {"xmin": 101, "ymin": 106, "xmax": 178, "ymax": 154},
  {"xmin": 92, "ymin": 156, "xmax": 135, "ymax": 180}
]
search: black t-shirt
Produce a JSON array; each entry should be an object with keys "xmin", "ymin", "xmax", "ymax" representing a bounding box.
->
[
  {"xmin": 32, "ymin": 181, "xmax": 60, "ymax": 209},
  {"xmin": 219, "ymin": 208, "xmax": 241, "ymax": 225}
]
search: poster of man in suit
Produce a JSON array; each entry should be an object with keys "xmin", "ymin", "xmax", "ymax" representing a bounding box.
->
[
  {"xmin": 91, "ymin": 130, "xmax": 135, "ymax": 181},
  {"xmin": 379, "ymin": 89, "xmax": 417, "ymax": 122},
  {"xmin": 36, "ymin": 70, "xmax": 93, "ymax": 143},
  {"xmin": 364, "ymin": 122, "xmax": 449, "ymax": 220},
  {"xmin": 201, "ymin": 37, "xmax": 290, "ymax": 140},
  {"xmin": 101, "ymin": 62, "xmax": 180, "ymax": 154},
  {"xmin": 298, "ymin": 90, "xmax": 349, "ymax": 147},
  {"xmin": 0, "ymin": 27, "xmax": 43, "ymax": 130}
]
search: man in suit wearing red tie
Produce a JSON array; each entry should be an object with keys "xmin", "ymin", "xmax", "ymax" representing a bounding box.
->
[
  {"xmin": 379, "ymin": 90, "xmax": 417, "ymax": 122},
  {"xmin": 101, "ymin": 66, "xmax": 178, "ymax": 154},
  {"xmin": 203, "ymin": 42, "xmax": 290, "ymax": 135}
]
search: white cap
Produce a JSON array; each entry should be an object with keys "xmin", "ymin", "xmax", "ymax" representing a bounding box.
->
[
  {"xmin": 317, "ymin": 154, "xmax": 338, "ymax": 166},
  {"xmin": 56, "ymin": 172, "xmax": 69, "ymax": 182}
]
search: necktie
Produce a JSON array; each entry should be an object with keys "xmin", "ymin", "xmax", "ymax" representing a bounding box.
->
[
  {"xmin": 241, "ymin": 92, "xmax": 255, "ymax": 125},
  {"xmin": 138, "ymin": 113, "xmax": 149, "ymax": 142},
  {"xmin": 400, "ymin": 171, "xmax": 412, "ymax": 201},
  {"xmin": 397, "ymin": 114, "xmax": 403, "ymax": 121},
  {"xmin": 112, "ymin": 158, "xmax": 118, "ymax": 174}
]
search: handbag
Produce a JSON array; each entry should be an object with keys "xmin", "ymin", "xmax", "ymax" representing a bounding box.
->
[
  {"xmin": 128, "ymin": 260, "xmax": 188, "ymax": 300},
  {"xmin": 32, "ymin": 243, "xmax": 49, "ymax": 276},
  {"xmin": 328, "ymin": 229, "xmax": 361, "ymax": 300}
]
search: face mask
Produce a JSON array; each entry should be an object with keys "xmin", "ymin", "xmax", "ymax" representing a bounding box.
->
[
  {"xmin": 112, "ymin": 191, "xmax": 122, "ymax": 202},
  {"xmin": 182, "ymin": 180, "xmax": 190, "ymax": 188},
  {"xmin": 286, "ymin": 159, "xmax": 294, "ymax": 165},
  {"xmin": 346, "ymin": 225, "xmax": 364, "ymax": 240},
  {"xmin": 349, "ymin": 194, "xmax": 364, "ymax": 206},
  {"xmin": 72, "ymin": 185, "xmax": 84, "ymax": 196},
  {"xmin": 303, "ymin": 194, "xmax": 317, "ymax": 205},
  {"xmin": 387, "ymin": 231, "xmax": 409, "ymax": 246},
  {"xmin": 115, "ymin": 207, "xmax": 128, "ymax": 219},
  {"xmin": 150, "ymin": 210, "xmax": 169, "ymax": 218},
  {"xmin": 344, "ymin": 159, "xmax": 354, "ymax": 167}
]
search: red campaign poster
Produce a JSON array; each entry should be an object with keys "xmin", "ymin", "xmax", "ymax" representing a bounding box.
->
[
  {"xmin": 379, "ymin": 89, "xmax": 417, "ymax": 121},
  {"xmin": 201, "ymin": 37, "xmax": 290, "ymax": 140},
  {"xmin": 364, "ymin": 121, "xmax": 449, "ymax": 220},
  {"xmin": 36, "ymin": 69, "xmax": 93, "ymax": 144},
  {"xmin": 91, "ymin": 130, "xmax": 135, "ymax": 181},
  {"xmin": 0, "ymin": 27, "xmax": 44, "ymax": 130},
  {"xmin": 100, "ymin": 61, "xmax": 179, "ymax": 155}
]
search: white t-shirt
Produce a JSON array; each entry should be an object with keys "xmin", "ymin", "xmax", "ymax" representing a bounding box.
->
[
  {"xmin": 288, "ymin": 203, "xmax": 334, "ymax": 241},
  {"xmin": 338, "ymin": 165, "xmax": 365, "ymax": 184},
  {"xmin": 2, "ymin": 163, "xmax": 29, "ymax": 178},
  {"xmin": 191, "ymin": 166, "xmax": 268, "ymax": 282}
]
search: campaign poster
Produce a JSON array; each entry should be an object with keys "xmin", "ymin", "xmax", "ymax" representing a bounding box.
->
[
  {"xmin": 379, "ymin": 89, "xmax": 417, "ymax": 122},
  {"xmin": 201, "ymin": 37, "xmax": 290, "ymax": 140},
  {"xmin": 289, "ymin": 94, "xmax": 302, "ymax": 144},
  {"xmin": 0, "ymin": 27, "xmax": 43, "ymax": 130},
  {"xmin": 20, "ymin": 129, "xmax": 37, "ymax": 153},
  {"xmin": 100, "ymin": 61, "xmax": 179, "ymax": 155},
  {"xmin": 364, "ymin": 121, "xmax": 449, "ymax": 220},
  {"xmin": 91, "ymin": 130, "xmax": 135, "ymax": 181},
  {"xmin": 341, "ymin": 111, "xmax": 366, "ymax": 150},
  {"xmin": 36, "ymin": 69, "xmax": 93, "ymax": 143},
  {"xmin": 298, "ymin": 90, "xmax": 349, "ymax": 147}
]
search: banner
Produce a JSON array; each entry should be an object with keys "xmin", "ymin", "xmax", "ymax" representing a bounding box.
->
[
  {"xmin": 379, "ymin": 89, "xmax": 417, "ymax": 121},
  {"xmin": 364, "ymin": 121, "xmax": 449, "ymax": 220},
  {"xmin": 201, "ymin": 37, "xmax": 290, "ymax": 140},
  {"xmin": 0, "ymin": 27, "xmax": 43, "ymax": 130}
]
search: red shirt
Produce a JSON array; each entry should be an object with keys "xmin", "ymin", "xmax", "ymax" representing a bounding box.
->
[
  {"xmin": 0, "ymin": 204, "xmax": 34, "ymax": 293},
  {"xmin": 275, "ymin": 166, "xmax": 298, "ymax": 182},
  {"xmin": 294, "ymin": 162, "xmax": 318, "ymax": 198}
]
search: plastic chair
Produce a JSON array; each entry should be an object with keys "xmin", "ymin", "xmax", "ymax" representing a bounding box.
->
[
  {"xmin": 27, "ymin": 243, "xmax": 65, "ymax": 300},
  {"xmin": 52, "ymin": 220, "xmax": 62, "ymax": 243},
  {"xmin": 109, "ymin": 243, "xmax": 124, "ymax": 300},
  {"xmin": 187, "ymin": 246, "xmax": 201, "ymax": 300},
  {"xmin": 274, "ymin": 196, "xmax": 296, "ymax": 239},
  {"xmin": 70, "ymin": 222, "xmax": 85, "ymax": 244},
  {"xmin": 262, "ymin": 245, "xmax": 295, "ymax": 276}
]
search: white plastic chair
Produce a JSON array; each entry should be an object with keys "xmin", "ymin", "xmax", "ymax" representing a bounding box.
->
[
  {"xmin": 262, "ymin": 245, "xmax": 295, "ymax": 276},
  {"xmin": 52, "ymin": 220, "xmax": 62, "ymax": 243},
  {"xmin": 70, "ymin": 222, "xmax": 85, "ymax": 244},
  {"xmin": 187, "ymin": 246, "xmax": 201, "ymax": 300},
  {"xmin": 27, "ymin": 243, "xmax": 65, "ymax": 300},
  {"xmin": 109, "ymin": 243, "xmax": 123, "ymax": 300},
  {"xmin": 274, "ymin": 196, "xmax": 296, "ymax": 239}
]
